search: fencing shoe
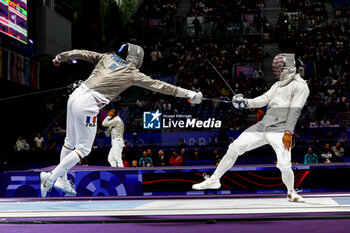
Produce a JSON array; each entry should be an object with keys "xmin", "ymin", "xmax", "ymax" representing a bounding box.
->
[
  {"xmin": 192, "ymin": 173, "xmax": 221, "ymax": 190},
  {"xmin": 40, "ymin": 172, "xmax": 53, "ymax": 198},
  {"xmin": 287, "ymin": 190, "xmax": 305, "ymax": 203},
  {"xmin": 54, "ymin": 177, "xmax": 77, "ymax": 196}
]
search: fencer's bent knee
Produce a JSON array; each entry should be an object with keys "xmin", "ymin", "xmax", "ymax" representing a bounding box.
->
[
  {"xmin": 226, "ymin": 143, "xmax": 240, "ymax": 159},
  {"xmin": 227, "ymin": 141, "xmax": 245, "ymax": 157}
]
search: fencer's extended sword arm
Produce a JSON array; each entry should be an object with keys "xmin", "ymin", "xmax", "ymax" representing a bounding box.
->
[
  {"xmin": 246, "ymin": 83, "xmax": 277, "ymax": 109},
  {"xmin": 133, "ymin": 72, "xmax": 179, "ymax": 96},
  {"xmin": 55, "ymin": 50, "xmax": 104, "ymax": 65}
]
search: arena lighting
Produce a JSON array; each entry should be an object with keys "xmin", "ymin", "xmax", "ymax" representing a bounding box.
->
[
  {"xmin": 284, "ymin": 20, "xmax": 288, "ymax": 23},
  {"xmin": 29, "ymin": 39, "xmax": 33, "ymax": 44},
  {"xmin": 72, "ymin": 60, "xmax": 77, "ymax": 64}
]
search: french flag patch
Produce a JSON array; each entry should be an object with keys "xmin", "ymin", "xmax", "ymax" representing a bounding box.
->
[{"xmin": 86, "ymin": 116, "xmax": 97, "ymax": 127}]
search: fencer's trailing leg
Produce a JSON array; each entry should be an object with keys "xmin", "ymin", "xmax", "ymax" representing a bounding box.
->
[
  {"xmin": 40, "ymin": 151, "xmax": 81, "ymax": 197},
  {"xmin": 192, "ymin": 147, "xmax": 238, "ymax": 190},
  {"xmin": 52, "ymin": 145, "xmax": 77, "ymax": 196},
  {"xmin": 280, "ymin": 167, "xmax": 305, "ymax": 202}
]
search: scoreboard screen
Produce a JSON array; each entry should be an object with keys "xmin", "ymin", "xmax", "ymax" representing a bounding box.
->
[{"xmin": 0, "ymin": 0, "xmax": 27, "ymax": 44}]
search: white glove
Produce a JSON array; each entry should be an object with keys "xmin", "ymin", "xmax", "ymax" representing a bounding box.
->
[
  {"xmin": 188, "ymin": 91, "xmax": 203, "ymax": 104},
  {"xmin": 232, "ymin": 94, "xmax": 248, "ymax": 110}
]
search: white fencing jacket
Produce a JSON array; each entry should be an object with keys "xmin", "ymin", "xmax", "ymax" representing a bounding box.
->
[
  {"xmin": 247, "ymin": 74, "xmax": 309, "ymax": 133},
  {"xmin": 102, "ymin": 116, "xmax": 124, "ymax": 141}
]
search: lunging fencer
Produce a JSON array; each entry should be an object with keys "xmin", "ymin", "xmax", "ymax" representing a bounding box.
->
[
  {"xmin": 193, "ymin": 53, "xmax": 309, "ymax": 202},
  {"xmin": 40, "ymin": 43, "xmax": 203, "ymax": 197},
  {"xmin": 102, "ymin": 109, "xmax": 125, "ymax": 167}
]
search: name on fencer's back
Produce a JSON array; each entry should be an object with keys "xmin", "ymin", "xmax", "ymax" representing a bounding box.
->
[
  {"xmin": 163, "ymin": 118, "xmax": 221, "ymax": 128},
  {"xmin": 108, "ymin": 55, "xmax": 129, "ymax": 71}
]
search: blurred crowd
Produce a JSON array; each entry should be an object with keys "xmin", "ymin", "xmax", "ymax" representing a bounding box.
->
[{"xmin": 276, "ymin": 18, "xmax": 350, "ymax": 128}]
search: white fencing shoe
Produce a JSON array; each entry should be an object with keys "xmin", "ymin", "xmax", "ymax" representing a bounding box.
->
[
  {"xmin": 40, "ymin": 172, "xmax": 53, "ymax": 198},
  {"xmin": 192, "ymin": 174, "xmax": 221, "ymax": 190},
  {"xmin": 287, "ymin": 190, "xmax": 305, "ymax": 203},
  {"xmin": 54, "ymin": 177, "xmax": 77, "ymax": 196}
]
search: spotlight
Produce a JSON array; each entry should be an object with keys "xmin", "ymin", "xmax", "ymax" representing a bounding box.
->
[
  {"xmin": 72, "ymin": 60, "xmax": 77, "ymax": 64},
  {"xmin": 29, "ymin": 39, "xmax": 33, "ymax": 44}
]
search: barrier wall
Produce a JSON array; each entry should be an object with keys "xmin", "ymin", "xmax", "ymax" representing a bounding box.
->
[{"xmin": 1, "ymin": 163, "xmax": 350, "ymax": 197}]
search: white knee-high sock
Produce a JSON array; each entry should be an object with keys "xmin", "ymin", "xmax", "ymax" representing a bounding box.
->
[
  {"xmin": 210, "ymin": 153, "xmax": 238, "ymax": 181},
  {"xmin": 280, "ymin": 168, "xmax": 294, "ymax": 193},
  {"xmin": 48, "ymin": 151, "xmax": 80, "ymax": 184},
  {"xmin": 60, "ymin": 146, "xmax": 74, "ymax": 181}
]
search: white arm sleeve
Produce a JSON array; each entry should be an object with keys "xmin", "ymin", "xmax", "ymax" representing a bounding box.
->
[
  {"xmin": 247, "ymin": 83, "xmax": 277, "ymax": 108},
  {"xmin": 102, "ymin": 116, "xmax": 111, "ymax": 127}
]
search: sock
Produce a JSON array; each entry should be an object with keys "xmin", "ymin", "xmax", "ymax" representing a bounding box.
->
[
  {"xmin": 210, "ymin": 153, "xmax": 238, "ymax": 182},
  {"xmin": 48, "ymin": 151, "xmax": 80, "ymax": 184},
  {"xmin": 281, "ymin": 168, "xmax": 294, "ymax": 193},
  {"xmin": 60, "ymin": 146, "xmax": 73, "ymax": 181}
]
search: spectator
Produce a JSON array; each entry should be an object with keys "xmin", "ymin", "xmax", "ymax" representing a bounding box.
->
[
  {"xmin": 15, "ymin": 136, "xmax": 28, "ymax": 151},
  {"xmin": 22, "ymin": 138, "xmax": 30, "ymax": 151},
  {"xmin": 304, "ymin": 147, "xmax": 318, "ymax": 164},
  {"xmin": 169, "ymin": 150, "xmax": 183, "ymax": 166},
  {"xmin": 339, "ymin": 133, "xmax": 348, "ymax": 143},
  {"xmin": 131, "ymin": 160, "xmax": 138, "ymax": 167},
  {"xmin": 53, "ymin": 122, "xmax": 62, "ymax": 134},
  {"xmin": 139, "ymin": 151, "xmax": 153, "ymax": 167},
  {"xmin": 122, "ymin": 153, "xmax": 130, "ymax": 167},
  {"xmin": 127, "ymin": 133, "xmax": 143, "ymax": 147},
  {"xmin": 180, "ymin": 148, "xmax": 188, "ymax": 165},
  {"xmin": 319, "ymin": 117, "xmax": 330, "ymax": 127},
  {"xmin": 191, "ymin": 148, "xmax": 200, "ymax": 160},
  {"xmin": 155, "ymin": 149, "xmax": 167, "ymax": 166},
  {"xmin": 146, "ymin": 148, "xmax": 153, "ymax": 161},
  {"xmin": 309, "ymin": 118, "xmax": 319, "ymax": 128},
  {"xmin": 332, "ymin": 142, "xmax": 345, "ymax": 162},
  {"xmin": 213, "ymin": 149, "xmax": 222, "ymax": 166},
  {"xmin": 34, "ymin": 133, "xmax": 45, "ymax": 151},
  {"xmin": 45, "ymin": 133, "xmax": 57, "ymax": 151},
  {"xmin": 320, "ymin": 143, "xmax": 336, "ymax": 163},
  {"xmin": 192, "ymin": 16, "xmax": 201, "ymax": 37},
  {"xmin": 325, "ymin": 131, "xmax": 336, "ymax": 145}
]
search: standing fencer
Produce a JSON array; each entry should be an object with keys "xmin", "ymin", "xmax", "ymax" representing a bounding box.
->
[
  {"xmin": 102, "ymin": 109, "xmax": 125, "ymax": 167},
  {"xmin": 193, "ymin": 53, "xmax": 309, "ymax": 202},
  {"xmin": 40, "ymin": 43, "xmax": 203, "ymax": 197}
]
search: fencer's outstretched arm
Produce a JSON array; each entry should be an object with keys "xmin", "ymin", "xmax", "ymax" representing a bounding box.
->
[
  {"xmin": 133, "ymin": 72, "xmax": 202, "ymax": 103},
  {"xmin": 285, "ymin": 81, "xmax": 309, "ymax": 133},
  {"xmin": 55, "ymin": 50, "xmax": 104, "ymax": 65},
  {"xmin": 246, "ymin": 83, "xmax": 277, "ymax": 109}
]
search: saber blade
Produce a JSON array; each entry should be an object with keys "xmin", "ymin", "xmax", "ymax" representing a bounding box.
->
[{"xmin": 202, "ymin": 97, "xmax": 231, "ymax": 104}]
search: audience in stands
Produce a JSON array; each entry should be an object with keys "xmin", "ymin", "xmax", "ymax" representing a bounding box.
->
[
  {"xmin": 320, "ymin": 143, "xmax": 336, "ymax": 163},
  {"xmin": 332, "ymin": 141, "xmax": 345, "ymax": 162},
  {"xmin": 304, "ymin": 147, "xmax": 318, "ymax": 164},
  {"xmin": 139, "ymin": 150, "xmax": 153, "ymax": 167},
  {"xmin": 169, "ymin": 150, "xmax": 183, "ymax": 166}
]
